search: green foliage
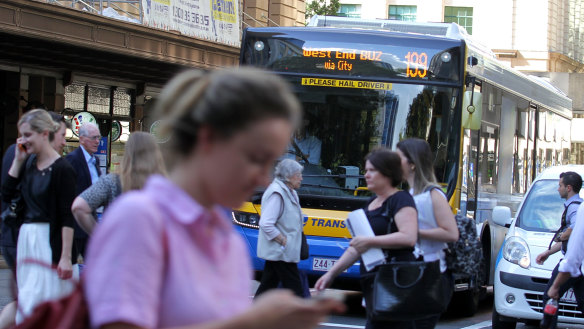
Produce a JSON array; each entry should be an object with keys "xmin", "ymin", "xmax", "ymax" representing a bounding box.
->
[{"xmin": 305, "ymin": 0, "xmax": 341, "ymax": 20}]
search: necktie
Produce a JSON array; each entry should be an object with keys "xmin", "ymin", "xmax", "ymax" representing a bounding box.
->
[
  {"xmin": 95, "ymin": 156, "xmax": 101, "ymax": 176},
  {"xmin": 91, "ymin": 156, "xmax": 101, "ymax": 177}
]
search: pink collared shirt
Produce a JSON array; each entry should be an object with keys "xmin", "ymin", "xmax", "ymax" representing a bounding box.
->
[{"xmin": 84, "ymin": 175, "xmax": 253, "ymax": 329}]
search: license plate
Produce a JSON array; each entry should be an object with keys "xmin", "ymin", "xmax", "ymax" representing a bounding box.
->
[
  {"xmin": 560, "ymin": 288, "xmax": 577, "ymax": 304},
  {"xmin": 312, "ymin": 257, "xmax": 339, "ymax": 272}
]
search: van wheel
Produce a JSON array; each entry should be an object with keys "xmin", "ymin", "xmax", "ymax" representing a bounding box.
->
[{"xmin": 492, "ymin": 308, "xmax": 516, "ymax": 329}]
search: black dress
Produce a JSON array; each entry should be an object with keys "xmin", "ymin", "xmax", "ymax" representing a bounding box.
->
[{"xmin": 1, "ymin": 156, "xmax": 78, "ymax": 265}]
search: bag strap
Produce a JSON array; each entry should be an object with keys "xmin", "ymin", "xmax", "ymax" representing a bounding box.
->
[
  {"xmin": 548, "ymin": 200, "xmax": 583, "ymax": 250},
  {"xmin": 381, "ymin": 197, "xmax": 394, "ymax": 235}
]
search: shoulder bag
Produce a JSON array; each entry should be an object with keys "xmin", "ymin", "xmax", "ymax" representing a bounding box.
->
[
  {"xmin": 1, "ymin": 157, "xmax": 34, "ymax": 233},
  {"xmin": 1, "ymin": 195, "xmax": 24, "ymax": 230},
  {"xmin": 364, "ymin": 199, "xmax": 448, "ymax": 321},
  {"xmin": 300, "ymin": 232, "xmax": 309, "ymax": 260},
  {"xmin": 366, "ymin": 259, "xmax": 446, "ymax": 321}
]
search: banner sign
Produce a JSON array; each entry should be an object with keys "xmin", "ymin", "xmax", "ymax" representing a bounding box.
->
[
  {"xmin": 142, "ymin": 0, "xmax": 239, "ymax": 46},
  {"xmin": 301, "ymin": 78, "xmax": 393, "ymax": 91}
]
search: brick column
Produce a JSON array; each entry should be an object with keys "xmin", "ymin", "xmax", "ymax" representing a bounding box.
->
[
  {"xmin": 244, "ymin": 0, "xmax": 269, "ymax": 27},
  {"xmin": 269, "ymin": 0, "xmax": 305, "ymax": 26}
]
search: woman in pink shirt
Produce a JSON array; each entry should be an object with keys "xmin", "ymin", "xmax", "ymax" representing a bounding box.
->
[{"xmin": 83, "ymin": 68, "xmax": 345, "ymax": 329}]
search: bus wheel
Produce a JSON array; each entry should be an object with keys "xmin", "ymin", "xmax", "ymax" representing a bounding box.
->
[{"xmin": 492, "ymin": 308, "xmax": 517, "ymax": 329}]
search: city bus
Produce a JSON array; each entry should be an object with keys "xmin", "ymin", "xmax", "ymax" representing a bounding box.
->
[{"xmin": 232, "ymin": 16, "xmax": 573, "ymax": 315}]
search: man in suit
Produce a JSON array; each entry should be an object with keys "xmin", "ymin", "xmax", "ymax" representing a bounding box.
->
[{"xmin": 66, "ymin": 123, "xmax": 101, "ymax": 259}]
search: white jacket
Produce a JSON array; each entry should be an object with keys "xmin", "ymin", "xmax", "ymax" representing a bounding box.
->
[{"xmin": 257, "ymin": 179, "xmax": 303, "ymax": 263}]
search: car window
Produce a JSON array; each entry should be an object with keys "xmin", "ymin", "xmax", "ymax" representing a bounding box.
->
[{"xmin": 516, "ymin": 179, "xmax": 564, "ymax": 232}]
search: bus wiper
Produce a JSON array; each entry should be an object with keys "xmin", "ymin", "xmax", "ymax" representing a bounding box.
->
[
  {"xmin": 300, "ymin": 183, "xmax": 363, "ymax": 192},
  {"xmin": 303, "ymin": 174, "xmax": 364, "ymax": 179}
]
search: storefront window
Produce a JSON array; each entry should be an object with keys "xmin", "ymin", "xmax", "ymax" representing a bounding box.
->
[{"xmin": 63, "ymin": 81, "xmax": 135, "ymax": 173}]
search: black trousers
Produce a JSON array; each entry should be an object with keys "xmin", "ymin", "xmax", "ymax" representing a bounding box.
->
[
  {"xmin": 1, "ymin": 246, "xmax": 16, "ymax": 272},
  {"xmin": 542, "ymin": 261, "xmax": 584, "ymax": 329},
  {"xmin": 75, "ymin": 237, "xmax": 88, "ymax": 259},
  {"xmin": 255, "ymin": 260, "xmax": 304, "ymax": 298}
]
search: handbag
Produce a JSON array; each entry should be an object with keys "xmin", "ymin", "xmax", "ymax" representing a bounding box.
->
[
  {"xmin": 362, "ymin": 197, "xmax": 448, "ymax": 321},
  {"xmin": 15, "ymin": 282, "xmax": 89, "ymax": 329},
  {"xmin": 300, "ymin": 232, "xmax": 309, "ymax": 260},
  {"xmin": 1, "ymin": 195, "xmax": 23, "ymax": 229},
  {"xmin": 365, "ymin": 259, "xmax": 447, "ymax": 321}
]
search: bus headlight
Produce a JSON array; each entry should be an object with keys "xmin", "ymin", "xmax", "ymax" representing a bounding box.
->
[
  {"xmin": 441, "ymin": 52, "xmax": 452, "ymax": 63},
  {"xmin": 232, "ymin": 211, "xmax": 260, "ymax": 229},
  {"xmin": 502, "ymin": 236, "xmax": 531, "ymax": 269},
  {"xmin": 254, "ymin": 41, "xmax": 265, "ymax": 51}
]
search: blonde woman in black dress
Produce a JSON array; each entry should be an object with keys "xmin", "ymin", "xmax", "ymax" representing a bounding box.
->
[{"xmin": 1, "ymin": 109, "xmax": 78, "ymax": 323}]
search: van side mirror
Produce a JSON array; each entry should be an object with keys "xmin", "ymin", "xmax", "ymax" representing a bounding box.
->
[{"xmin": 492, "ymin": 206, "xmax": 512, "ymax": 228}]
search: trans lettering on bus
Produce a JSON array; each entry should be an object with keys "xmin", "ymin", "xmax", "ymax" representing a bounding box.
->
[{"xmin": 303, "ymin": 217, "xmax": 350, "ymax": 238}]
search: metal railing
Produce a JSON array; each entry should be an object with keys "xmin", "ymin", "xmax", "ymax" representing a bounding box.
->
[{"xmin": 45, "ymin": 0, "xmax": 142, "ymax": 23}]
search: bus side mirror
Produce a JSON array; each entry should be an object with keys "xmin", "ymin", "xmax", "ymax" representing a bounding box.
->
[
  {"xmin": 492, "ymin": 206, "xmax": 512, "ymax": 228},
  {"xmin": 462, "ymin": 90, "xmax": 482, "ymax": 130}
]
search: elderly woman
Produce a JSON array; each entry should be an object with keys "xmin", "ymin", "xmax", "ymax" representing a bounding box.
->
[{"xmin": 255, "ymin": 159, "xmax": 305, "ymax": 297}]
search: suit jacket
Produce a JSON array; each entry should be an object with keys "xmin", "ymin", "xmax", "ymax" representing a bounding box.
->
[
  {"xmin": 0, "ymin": 144, "xmax": 17, "ymax": 247},
  {"xmin": 66, "ymin": 147, "xmax": 100, "ymax": 239}
]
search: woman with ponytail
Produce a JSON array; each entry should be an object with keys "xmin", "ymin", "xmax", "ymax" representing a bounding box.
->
[
  {"xmin": 83, "ymin": 68, "xmax": 345, "ymax": 329},
  {"xmin": 396, "ymin": 138, "xmax": 459, "ymax": 329}
]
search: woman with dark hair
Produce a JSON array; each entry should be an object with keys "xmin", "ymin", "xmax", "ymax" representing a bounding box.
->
[
  {"xmin": 83, "ymin": 68, "xmax": 345, "ymax": 329},
  {"xmin": 1, "ymin": 109, "xmax": 78, "ymax": 323},
  {"xmin": 396, "ymin": 138, "xmax": 459, "ymax": 329},
  {"xmin": 315, "ymin": 148, "xmax": 418, "ymax": 329}
]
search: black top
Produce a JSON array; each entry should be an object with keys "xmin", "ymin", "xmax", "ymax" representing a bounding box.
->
[
  {"xmin": 1, "ymin": 156, "xmax": 78, "ymax": 265},
  {"xmin": 360, "ymin": 191, "xmax": 416, "ymax": 274}
]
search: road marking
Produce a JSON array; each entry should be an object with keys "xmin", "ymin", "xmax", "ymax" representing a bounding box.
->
[
  {"xmin": 320, "ymin": 323, "xmax": 364, "ymax": 328},
  {"xmin": 460, "ymin": 320, "xmax": 491, "ymax": 329},
  {"xmin": 320, "ymin": 321, "xmax": 492, "ymax": 329}
]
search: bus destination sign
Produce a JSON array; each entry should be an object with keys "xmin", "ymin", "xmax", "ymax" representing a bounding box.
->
[{"xmin": 302, "ymin": 47, "xmax": 429, "ymax": 78}]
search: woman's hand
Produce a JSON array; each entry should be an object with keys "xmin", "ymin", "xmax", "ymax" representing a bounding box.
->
[
  {"xmin": 274, "ymin": 234, "xmax": 287, "ymax": 247},
  {"xmin": 349, "ymin": 236, "xmax": 371, "ymax": 254},
  {"xmin": 57, "ymin": 257, "xmax": 73, "ymax": 280},
  {"xmin": 15, "ymin": 137, "xmax": 28, "ymax": 162},
  {"xmin": 314, "ymin": 272, "xmax": 334, "ymax": 291},
  {"xmin": 251, "ymin": 290, "xmax": 345, "ymax": 329},
  {"xmin": 8, "ymin": 138, "xmax": 29, "ymax": 178}
]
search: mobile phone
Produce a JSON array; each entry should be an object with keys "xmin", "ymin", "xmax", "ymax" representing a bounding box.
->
[
  {"xmin": 17, "ymin": 144, "xmax": 26, "ymax": 152},
  {"xmin": 312, "ymin": 289, "xmax": 346, "ymax": 302}
]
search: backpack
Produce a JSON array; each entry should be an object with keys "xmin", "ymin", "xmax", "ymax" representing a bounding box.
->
[{"xmin": 445, "ymin": 214, "xmax": 484, "ymax": 283}]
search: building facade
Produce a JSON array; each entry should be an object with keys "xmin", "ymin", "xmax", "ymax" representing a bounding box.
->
[{"xmin": 0, "ymin": 0, "xmax": 306, "ymax": 169}]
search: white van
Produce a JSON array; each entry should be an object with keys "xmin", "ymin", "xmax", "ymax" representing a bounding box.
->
[{"xmin": 492, "ymin": 165, "xmax": 584, "ymax": 329}]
